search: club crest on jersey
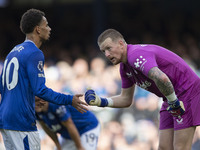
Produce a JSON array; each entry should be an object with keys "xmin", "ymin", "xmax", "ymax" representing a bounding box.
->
[
  {"xmin": 37, "ymin": 61, "xmax": 44, "ymax": 72},
  {"xmin": 134, "ymin": 56, "xmax": 147, "ymax": 71}
]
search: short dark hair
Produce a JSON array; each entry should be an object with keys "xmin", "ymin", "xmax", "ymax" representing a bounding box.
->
[
  {"xmin": 97, "ymin": 29, "xmax": 124, "ymax": 46},
  {"xmin": 20, "ymin": 8, "xmax": 45, "ymax": 34}
]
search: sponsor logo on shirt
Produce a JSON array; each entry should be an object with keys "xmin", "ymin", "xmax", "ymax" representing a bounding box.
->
[
  {"xmin": 38, "ymin": 73, "xmax": 45, "ymax": 77},
  {"xmin": 134, "ymin": 56, "xmax": 147, "ymax": 71},
  {"xmin": 136, "ymin": 81, "xmax": 151, "ymax": 90}
]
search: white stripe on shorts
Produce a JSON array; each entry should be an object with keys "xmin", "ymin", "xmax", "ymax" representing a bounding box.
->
[{"xmin": 0, "ymin": 129, "xmax": 40, "ymax": 150}]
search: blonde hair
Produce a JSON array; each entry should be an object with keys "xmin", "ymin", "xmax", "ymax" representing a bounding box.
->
[{"xmin": 97, "ymin": 29, "xmax": 125, "ymax": 46}]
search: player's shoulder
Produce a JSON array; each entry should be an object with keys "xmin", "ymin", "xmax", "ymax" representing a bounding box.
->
[
  {"xmin": 127, "ymin": 44, "xmax": 157, "ymax": 61},
  {"xmin": 128, "ymin": 44, "xmax": 152, "ymax": 53},
  {"xmin": 9, "ymin": 41, "xmax": 42, "ymax": 57},
  {"xmin": 23, "ymin": 41, "xmax": 42, "ymax": 53}
]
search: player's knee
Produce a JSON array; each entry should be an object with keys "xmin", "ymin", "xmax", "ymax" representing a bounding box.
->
[
  {"xmin": 174, "ymin": 143, "xmax": 191, "ymax": 150},
  {"xmin": 158, "ymin": 143, "xmax": 173, "ymax": 150}
]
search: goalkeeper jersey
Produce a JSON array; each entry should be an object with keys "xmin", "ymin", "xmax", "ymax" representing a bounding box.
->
[
  {"xmin": 0, "ymin": 40, "xmax": 73, "ymax": 131},
  {"xmin": 120, "ymin": 44, "xmax": 200, "ymax": 102}
]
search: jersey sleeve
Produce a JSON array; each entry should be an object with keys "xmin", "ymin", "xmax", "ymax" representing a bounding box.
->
[
  {"xmin": 128, "ymin": 49, "xmax": 158, "ymax": 77},
  {"xmin": 120, "ymin": 63, "xmax": 134, "ymax": 88},
  {"xmin": 26, "ymin": 50, "xmax": 73, "ymax": 105}
]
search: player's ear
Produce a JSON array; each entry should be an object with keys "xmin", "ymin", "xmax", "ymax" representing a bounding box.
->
[
  {"xmin": 35, "ymin": 26, "xmax": 41, "ymax": 34},
  {"xmin": 118, "ymin": 39, "xmax": 125, "ymax": 47}
]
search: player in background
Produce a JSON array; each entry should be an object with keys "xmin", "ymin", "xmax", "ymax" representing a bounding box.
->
[
  {"xmin": 35, "ymin": 97, "xmax": 100, "ymax": 150},
  {"xmin": 85, "ymin": 29, "xmax": 200, "ymax": 150},
  {"xmin": 0, "ymin": 8, "xmax": 87, "ymax": 150}
]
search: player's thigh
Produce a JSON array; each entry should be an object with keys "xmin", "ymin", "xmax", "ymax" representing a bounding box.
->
[
  {"xmin": 1, "ymin": 129, "xmax": 40, "ymax": 150},
  {"xmin": 81, "ymin": 124, "xmax": 101, "ymax": 150},
  {"xmin": 158, "ymin": 128, "xmax": 174, "ymax": 150},
  {"xmin": 174, "ymin": 126, "xmax": 196, "ymax": 150},
  {"xmin": 1, "ymin": 129, "xmax": 15, "ymax": 150}
]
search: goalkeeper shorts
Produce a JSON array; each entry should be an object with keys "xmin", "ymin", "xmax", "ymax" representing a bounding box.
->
[{"xmin": 159, "ymin": 92, "xmax": 200, "ymax": 130}]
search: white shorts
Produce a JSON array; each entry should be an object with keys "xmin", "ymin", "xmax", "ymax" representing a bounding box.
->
[
  {"xmin": 59, "ymin": 123, "xmax": 101, "ymax": 150},
  {"xmin": 0, "ymin": 129, "xmax": 40, "ymax": 150}
]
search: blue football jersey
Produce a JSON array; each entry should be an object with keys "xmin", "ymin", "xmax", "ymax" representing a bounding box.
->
[
  {"xmin": 0, "ymin": 40, "xmax": 73, "ymax": 131},
  {"xmin": 37, "ymin": 103, "xmax": 99, "ymax": 139}
]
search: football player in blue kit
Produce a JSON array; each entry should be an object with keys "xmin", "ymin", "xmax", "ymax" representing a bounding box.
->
[
  {"xmin": 35, "ymin": 97, "xmax": 100, "ymax": 150},
  {"xmin": 0, "ymin": 9, "xmax": 87, "ymax": 150}
]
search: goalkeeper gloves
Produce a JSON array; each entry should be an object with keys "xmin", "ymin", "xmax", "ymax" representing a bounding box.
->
[
  {"xmin": 85, "ymin": 89, "xmax": 109, "ymax": 107},
  {"xmin": 167, "ymin": 99, "xmax": 185, "ymax": 118}
]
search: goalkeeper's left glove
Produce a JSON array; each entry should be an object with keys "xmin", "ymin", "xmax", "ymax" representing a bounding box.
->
[
  {"xmin": 167, "ymin": 99, "xmax": 185, "ymax": 118},
  {"xmin": 85, "ymin": 89, "xmax": 109, "ymax": 107}
]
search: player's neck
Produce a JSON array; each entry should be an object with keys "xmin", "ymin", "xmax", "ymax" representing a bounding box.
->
[
  {"xmin": 122, "ymin": 44, "xmax": 128, "ymax": 64},
  {"xmin": 25, "ymin": 34, "xmax": 42, "ymax": 48}
]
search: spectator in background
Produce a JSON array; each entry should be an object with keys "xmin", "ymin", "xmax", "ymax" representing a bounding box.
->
[{"xmin": 66, "ymin": 58, "xmax": 89, "ymax": 94}]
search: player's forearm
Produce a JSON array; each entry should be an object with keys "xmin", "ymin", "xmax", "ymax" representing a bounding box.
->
[
  {"xmin": 110, "ymin": 86, "xmax": 135, "ymax": 108},
  {"xmin": 66, "ymin": 123, "xmax": 83, "ymax": 149},
  {"xmin": 85, "ymin": 86, "xmax": 135, "ymax": 108},
  {"xmin": 109, "ymin": 95, "xmax": 132, "ymax": 108},
  {"xmin": 148, "ymin": 67, "xmax": 175, "ymax": 98},
  {"xmin": 69, "ymin": 130, "xmax": 83, "ymax": 149},
  {"xmin": 35, "ymin": 85, "xmax": 73, "ymax": 105}
]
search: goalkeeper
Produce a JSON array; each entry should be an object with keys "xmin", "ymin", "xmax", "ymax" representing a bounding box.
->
[{"xmin": 85, "ymin": 29, "xmax": 200, "ymax": 150}]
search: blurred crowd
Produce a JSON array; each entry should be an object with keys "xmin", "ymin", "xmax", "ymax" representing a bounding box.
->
[{"xmin": 1, "ymin": 1, "xmax": 200, "ymax": 149}]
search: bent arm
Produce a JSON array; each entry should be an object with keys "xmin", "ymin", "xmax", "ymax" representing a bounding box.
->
[
  {"xmin": 148, "ymin": 67, "xmax": 175, "ymax": 98},
  {"xmin": 109, "ymin": 85, "xmax": 135, "ymax": 108},
  {"xmin": 61, "ymin": 118, "xmax": 84, "ymax": 150}
]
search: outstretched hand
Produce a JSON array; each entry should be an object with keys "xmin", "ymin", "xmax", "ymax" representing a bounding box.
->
[
  {"xmin": 72, "ymin": 94, "xmax": 88, "ymax": 113},
  {"xmin": 85, "ymin": 89, "xmax": 101, "ymax": 106},
  {"xmin": 85, "ymin": 89, "xmax": 110, "ymax": 107}
]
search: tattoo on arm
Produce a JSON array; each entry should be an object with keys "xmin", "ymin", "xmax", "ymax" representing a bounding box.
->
[{"xmin": 148, "ymin": 67, "xmax": 174, "ymax": 96}]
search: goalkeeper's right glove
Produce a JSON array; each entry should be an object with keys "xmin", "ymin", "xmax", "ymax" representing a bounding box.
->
[
  {"xmin": 167, "ymin": 99, "xmax": 185, "ymax": 118},
  {"xmin": 85, "ymin": 89, "xmax": 108, "ymax": 107}
]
